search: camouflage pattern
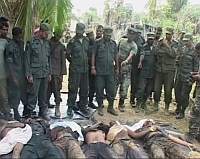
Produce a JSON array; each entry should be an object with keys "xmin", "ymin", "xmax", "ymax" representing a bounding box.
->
[
  {"xmin": 189, "ymin": 75, "xmax": 200, "ymax": 141},
  {"xmin": 118, "ymin": 38, "xmax": 137, "ymax": 100},
  {"xmin": 149, "ymin": 138, "xmax": 187, "ymax": 158}
]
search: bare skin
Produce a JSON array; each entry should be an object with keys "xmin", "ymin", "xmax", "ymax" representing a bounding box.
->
[{"xmin": 86, "ymin": 130, "xmax": 106, "ymax": 144}]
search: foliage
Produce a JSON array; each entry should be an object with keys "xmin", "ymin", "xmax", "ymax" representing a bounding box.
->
[{"xmin": 0, "ymin": 0, "xmax": 73, "ymax": 42}]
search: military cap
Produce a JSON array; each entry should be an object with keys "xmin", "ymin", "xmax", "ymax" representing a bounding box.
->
[
  {"xmin": 0, "ymin": 17, "xmax": 9, "ymax": 22},
  {"xmin": 40, "ymin": 23, "xmax": 51, "ymax": 35},
  {"xmin": 183, "ymin": 33, "xmax": 193, "ymax": 41},
  {"xmin": 180, "ymin": 29, "xmax": 186, "ymax": 34},
  {"xmin": 146, "ymin": 32, "xmax": 155, "ymax": 39},
  {"xmin": 103, "ymin": 26, "xmax": 113, "ymax": 36},
  {"xmin": 134, "ymin": 24, "xmax": 143, "ymax": 33},
  {"xmin": 76, "ymin": 23, "xmax": 85, "ymax": 34},
  {"xmin": 85, "ymin": 29, "xmax": 94, "ymax": 38},
  {"xmin": 165, "ymin": 26, "xmax": 174, "ymax": 34},
  {"xmin": 127, "ymin": 27, "xmax": 137, "ymax": 34}
]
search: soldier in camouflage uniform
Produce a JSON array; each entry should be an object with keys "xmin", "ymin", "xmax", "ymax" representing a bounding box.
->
[
  {"xmin": 66, "ymin": 23, "xmax": 89, "ymax": 116},
  {"xmin": 135, "ymin": 33, "xmax": 156, "ymax": 112},
  {"xmin": 117, "ymin": 27, "xmax": 137, "ymax": 112},
  {"xmin": 154, "ymin": 26, "xmax": 178, "ymax": 115},
  {"xmin": 91, "ymin": 27, "xmax": 119, "ymax": 116},
  {"xmin": 188, "ymin": 42, "xmax": 200, "ymax": 142},
  {"xmin": 130, "ymin": 24, "xmax": 145, "ymax": 107},
  {"xmin": 175, "ymin": 33, "xmax": 198, "ymax": 119}
]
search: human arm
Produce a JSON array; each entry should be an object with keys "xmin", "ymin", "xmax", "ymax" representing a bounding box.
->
[
  {"xmin": 65, "ymin": 40, "xmax": 72, "ymax": 62},
  {"xmin": 60, "ymin": 45, "xmax": 67, "ymax": 77},
  {"xmin": 12, "ymin": 142, "xmax": 24, "ymax": 159},
  {"xmin": 114, "ymin": 42, "xmax": 119, "ymax": 76},
  {"xmin": 91, "ymin": 41, "xmax": 97, "ymax": 75},
  {"xmin": 162, "ymin": 39, "xmax": 177, "ymax": 58}
]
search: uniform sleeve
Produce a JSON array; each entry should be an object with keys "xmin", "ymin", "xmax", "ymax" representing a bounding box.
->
[
  {"xmin": 114, "ymin": 42, "xmax": 118, "ymax": 55},
  {"xmin": 25, "ymin": 40, "xmax": 32, "ymax": 77},
  {"xmin": 193, "ymin": 53, "xmax": 199, "ymax": 73},
  {"xmin": 130, "ymin": 43, "xmax": 138, "ymax": 56},
  {"xmin": 92, "ymin": 41, "xmax": 98, "ymax": 54},
  {"xmin": 163, "ymin": 42, "xmax": 177, "ymax": 58},
  {"xmin": 5, "ymin": 44, "xmax": 14, "ymax": 63},
  {"xmin": 60, "ymin": 45, "xmax": 67, "ymax": 75},
  {"xmin": 66, "ymin": 40, "xmax": 73, "ymax": 55}
]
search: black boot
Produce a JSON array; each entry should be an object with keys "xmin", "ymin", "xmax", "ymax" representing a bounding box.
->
[
  {"xmin": 13, "ymin": 108, "xmax": 21, "ymax": 121},
  {"xmin": 67, "ymin": 106, "xmax": 73, "ymax": 117},
  {"xmin": 4, "ymin": 113, "xmax": 14, "ymax": 121},
  {"xmin": 176, "ymin": 107, "xmax": 185, "ymax": 119},
  {"xmin": 118, "ymin": 98, "xmax": 125, "ymax": 112},
  {"xmin": 88, "ymin": 101, "xmax": 98, "ymax": 109},
  {"xmin": 38, "ymin": 107, "xmax": 51, "ymax": 121}
]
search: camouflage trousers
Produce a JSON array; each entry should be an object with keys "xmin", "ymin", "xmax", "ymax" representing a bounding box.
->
[
  {"xmin": 118, "ymin": 72, "xmax": 131, "ymax": 100},
  {"xmin": 189, "ymin": 85, "xmax": 200, "ymax": 141},
  {"xmin": 53, "ymin": 131, "xmax": 85, "ymax": 158},
  {"xmin": 149, "ymin": 138, "xmax": 187, "ymax": 159},
  {"xmin": 111, "ymin": 139, "xmax": 142, "ymax": 158}
]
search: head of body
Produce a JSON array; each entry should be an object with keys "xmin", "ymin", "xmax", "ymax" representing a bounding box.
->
[
  {"xmin": 0, "ymin": 17, "xmax": 9, "ymax": 39},
  {"xmin": 127, "ymin": 27, "xmax": 137, "ymax": 42},
  {"xmin": 96, "ymin": 25, "xmax": 104, "ymax": 39},
  {"xmin": 103, "ymin": 26, "xmax": 113, "ymax": 41},
  {"xmin": 12, "ymin": 27, "xmax": 22, "ymax": 43},
  {"xmin": 53, "ymin": 26, "xmax": 63, "ymax": 42},
  {"xmin": 155, "ymin": 27, "xmax": 162, "ymax": 40},
  {"xmin": 39, "ymin": 23, "xmax": 51, "ymax": 40},
  {"xmin": 195, "ymin": 42, "xmax": 200, "ymax": 57},
  {"xmin": 85, "ymin": 29, "xmax": 95, "ymax": 45},
  {"xmin": 179, "ymin": 30, "xmax": 186, "ymax": 40},
  {"xmin": 183, "ymin": 33, "xmax": 193, "ymax": 48},
  {"xmin": 146, "ymin": 32, "xmax": 155, "ymax": 46},
  {"xmin": 75, "ymin": 23, "xmax": 85, "ymax": 39},
  {"xmin": 165, "ymin": 26, "xmax": 174, "ymax": 41},
  {"xmin": 134, "ymin": 24, "xmax": 143, "ymax": 39}
]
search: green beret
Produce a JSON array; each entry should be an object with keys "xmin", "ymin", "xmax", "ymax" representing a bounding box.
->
[
  {"xmin": 127, "ymin": 27, "xmax": 137, "ymax": 34},
  {"xmin": 183, "ymin": 33, "xmax": 193, "ymax": 41},
  {"xmin": 146, "ymin": 32, "xmax": 155, "ymax": 39},
  {"xmin": 76, "ymin": 23, "xmax": 85, "ymax": 34},
  {"xmin": 40, "ymin": 23, "xmax": 51, "ymax": 35},
  {"xmin": 166, "ymin": 26, "xmax": 174, "ymax": 35},
  {"xmin": 85, "ymin": 29, "xmax": 94, "ymax": 39},
  {"xmin": 104, "ymin": 26, "xmax": 113, "ymax": 36}
]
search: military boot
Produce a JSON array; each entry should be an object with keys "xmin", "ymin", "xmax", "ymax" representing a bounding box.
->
[
  {"xmin": 135, "ymin": 99, "xmax": 142, "ymax": 113},
  {"xmin": 164, "ymin": 103, "xmax": 170, "ymax": 116},
  {"xmin": 118, "ymin": 98, "xmax": 125, "ymax": 112},
  {"xmin": 98, "ymin": 105, "xmax": 104, "ymax": 116},
  {"xmin": 13, "ymin": 108, "xmax": 21, "ymax": 121},
  {"xmin": 38, "ymin": 107, "xmax": 51, "ymax": 121},
  {"xmin": 107, "ymin": 101, "xmax": 118, "ymax": 116},
  {"xmin": 176, "ymin": 107, "xmax": 186, "ymax": 119},
  {"xmin": 152, "ymin": 102, "xmax": 159, "ymax": 111},
  {"xmin": 55, "ymin": 105, "xmax": 61, "ymax": 117}
]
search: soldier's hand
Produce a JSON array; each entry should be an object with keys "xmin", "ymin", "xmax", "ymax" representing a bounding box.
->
[
  {"xmin": 138, "ymin": 62, "xmax": 142, "ymax": 68},
  {"xmin": 91, "ymin": 68, "xmax": 97, "ymax": 75},
  {"xmin": 163, "ymin": 39, "xmax": 169, "ymax": 46},
  {"xmin": 48, "ymin": 75, "xmax": 52, "ymax": 82},
  {"xmin": 121, "ymin": 60, "xmax": 127, "ymax": 66},
  {"xmin": 192, "ymin": 74, "xmax": 200, "ymax": 81},
  {"xmin": 149, "ymin": 125, "xmax": 157, "ymax": 132},
  {"xmin": 115, "ymin": 69, "xmax": 119, "ymax": 76},
  {"xmin": 13, "ymin": 78, "xmax": 19, "ymax": 87},
  {"xmin": 28, "ymin": 76, "xmax": 34, "ymax": 84}
]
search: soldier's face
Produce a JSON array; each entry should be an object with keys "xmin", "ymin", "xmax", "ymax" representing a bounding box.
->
[
  {"xmin": 15, "ymin": 34, "xmax": 22, "ymax": 42},
  {"xmin": 76, "ymin": 33, "xmax": 82, "ymax": 39},
  {"xmin": 1, "ymin": 26, "xmax": 8, "ymax": 38},
  {"xmin": 184, "ymin": 40, "xmax": 192, "ymax": 46},
  {"xmin": 40, "ymin": 31, "xmax": 48, "ymax": 39},
  {"xmin": 147, "ymin": 39, "xmax": 154, "ymax": 45},
  {"xmin": 166, "ymin": 33, "xmax": 172, "ymax": 41},
  {"xmin": 127, "ymin": 33, "xmax": 135, "ymax": 41},
  {"xmin": 96, "ymin": 28, "xmax": 103, "ymax": 38},
  {"xmin": 155, "ymin": 31, "xmax": 162, "ymax": 39},
  {"xmin": 103, "ymin": 34, "xmax": 111, "ymax": 41}
]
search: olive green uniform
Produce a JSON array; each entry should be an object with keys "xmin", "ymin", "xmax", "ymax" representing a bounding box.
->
[
  {"xmin": 92, "ymin": 33, "xmax": 118, "ymax": 111},
  {"xmin": 118, "ymin": 33, "xmax": 137, "ymax": 108},
  {"xmin": 175, "ymin": 34, "xmax": 198, "ymax": 118},
  {"xmin": 136, "ymin": 33, "xmax": 156, "ymax": 107},
  {"xmin": 46, "ymin": 38, "xmax": 67, "ymax": 106},
  {"xmin": 154, "ymin": 27, "xmax": 178, "ymax": 110},
  {"xmin": 66, "ymin": 35, "xmax": 89, "ymax": 110},
  {"xmin": 25, "ymin": 23, "xmax": 52, "ymax": 117},
  {"xmin": 5, "ymin": 40, "xmax": 27, "ymax": 118}
]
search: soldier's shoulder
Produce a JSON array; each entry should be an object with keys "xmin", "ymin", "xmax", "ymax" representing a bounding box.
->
[
  {"xmin": 95, "ymin": 37, "xmax": 103, "ymax": 43},
  {"xmin": 172, "ymin": 39, "xmax": 178, "ymax": 44},
  {"xmin": 110, "ymin": 39, "xmax": 117, "ymax": 45},
  {"xmin": 159, "ymin": 38, "xmax": 164, "ymax": 42},
  {"xmin": 143, "ymin": 43, "xmax": 148, "ymax": 47}
]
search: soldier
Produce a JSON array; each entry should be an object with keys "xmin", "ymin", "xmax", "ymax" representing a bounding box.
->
[
  {"xmin": 177, "ymin": 30, "xmax": 186, "ymax": 49},
  {"xmin": 174, "ymin": 33, "xmax": 198, "ymax": 119},
  {"xmin": 188, "ymin": 42, "xmax": 200, "ymax": 142},
  {"xmin": 91, "ymin": 26, "xmax": 119, "ymax": 116},
  {"xmin": 117, "ymin": 27, "xmax": 137, "ymax": 112},
  {"xmin": 0, "ymin": 17, "xmax": 11, "ymax": 42},
  {"xmin": 154, "ymin": 26, "xmax": 178, "ymax": 115},
  {"xmin": 46, "ymin": 26, "xmax": 67, "ymax": 117},
  {"xmin": 85, "ymin": 29, "xmax": 98, "ymax": 109},
  {"xmin": 0, "ymin": 23, "xmax": 12, "ymax": 121},
  {"xmin": 25, "ymin": 23, "xmax": 52, "ymax": 120},
  {"xmin": 96, "ymin": 25, "xmax": 104, "ymax": 39},
  {"xmin": 66, "ymin": 23, "xmax": 89, "ymax": 116},
  {"xmin": 135, "ymin": 32, "xmax": 156, "ymax": 112},
  {"xmin": 154, "ymin": 27, "xmax": 162, "ymax": 45},
  {"xmin": 5, "ymin": 27, "xmax": 28, "ymax": 121},
  {"xmin": 130, "ymin": 24, "xmax": 145, "ymax": 107}
]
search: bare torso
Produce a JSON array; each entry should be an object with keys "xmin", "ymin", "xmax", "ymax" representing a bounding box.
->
[{"xmin": 86, "ymin": 130, "xmax": 106, "ymax": 144}]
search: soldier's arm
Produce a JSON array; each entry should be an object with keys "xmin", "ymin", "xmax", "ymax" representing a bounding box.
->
[
  {"xmin": 127, "ymin": 43, "xmax": 138, "ymax": 63},
  {"xmin": 91, "ymin": 41, "xmax": 98, "ymax": 68},
  {"xmin": 5, "ymin": 44, "xmax": 16, "ymax": 79},
  {"xmin": 25, "ymin": 41, "xmax": 32, "ymax": 77},
  {"xmin": 60, "ymin": 45, "xmax": 67, "ymax": 75},
  {"xmin": 66, "ymin": 40, "xmax": 72, "ymax": 62},
  {"xmin": 193, "ymin": 53, "xmax": 199, "ymax": 73},
  {"xmin": 114, "ymin": 42, "xmax": 119, "ymax": 71},
  {"xmin": 163, "ymin": 42, "xmax": 177, "ymax": 58},
  {"xmin": 48, "ymin": 42, "xmax": 52, "ymax": 75}
]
